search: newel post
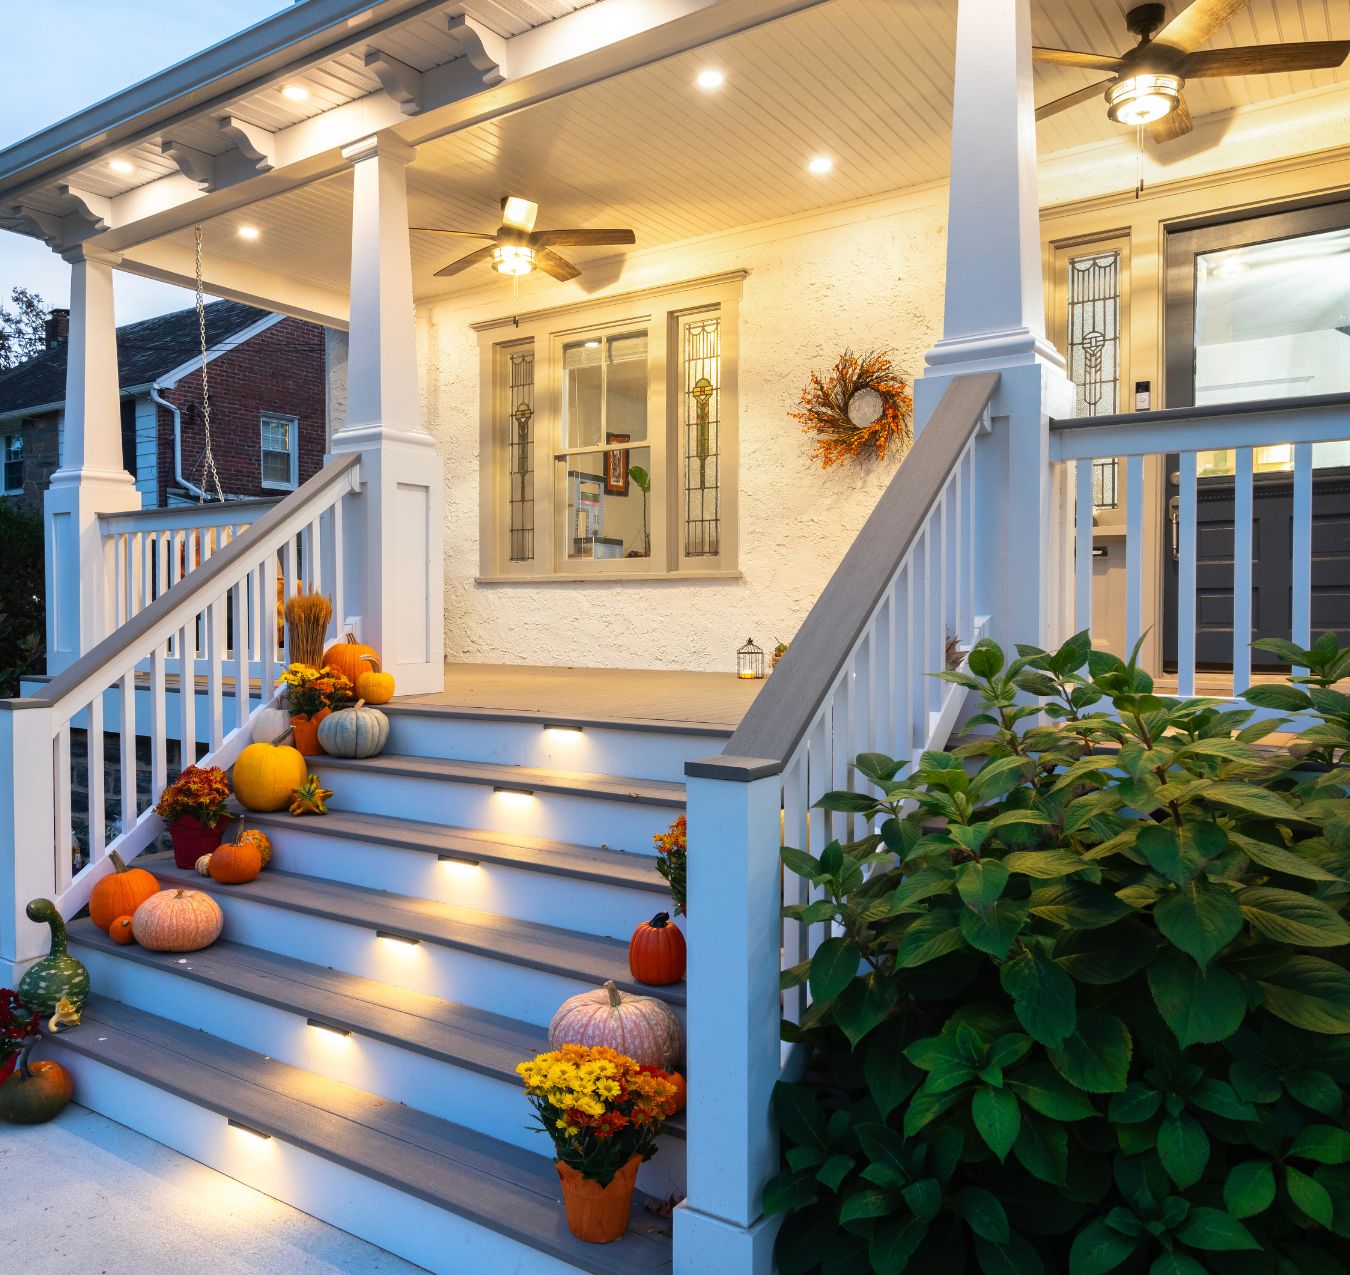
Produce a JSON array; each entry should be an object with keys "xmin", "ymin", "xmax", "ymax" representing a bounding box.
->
[
  {"xmin": 915, "ymin": 0, "xmax": 1075, "ymax": 651},
  {"xmin": 43, "ymin": 247, "xmax": 140, "ymax": 673},
  {"xmin": 674, "ymin": 756, "xmax": 784, "ymax": 1275},
  {"xmin": 0, "ymin": 703, "xmax": 59, "ymax": 981},
  {"xmin": 330, "ymin": 133, "xmax": 444, "ymax": 695}
]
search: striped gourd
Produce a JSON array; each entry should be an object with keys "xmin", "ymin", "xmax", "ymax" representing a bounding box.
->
[{"xmin": 18, "ymin": 899, "xmax": 90, "ymax": 1013}]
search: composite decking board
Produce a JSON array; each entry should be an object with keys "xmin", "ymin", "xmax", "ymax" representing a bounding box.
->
[
  {"xmin": 314, "ymin": 752, "xmax": 686, "ymax": 807},
  {"xmin": 240, "ymin": 806, "xmax": 670, "ymax": 890},
  {"xmin": 383, "ymin": 698, "xmax": 736, "ymax": 737},
  {"xmin": 144, "ymin": 856, "xmax": 687, "ymax": 1006},
  {"xmin": 60, "ymin": 999, "xmax": 673, "ymax": 1271}
]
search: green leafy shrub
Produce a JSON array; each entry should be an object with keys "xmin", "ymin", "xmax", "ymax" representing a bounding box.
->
[
  {"xmin": 0, "ymin": 502, "xmax": 44, "ymax": 697},
  {"xmin": 766, "ymin": 632, "xmax": 1350, "ymax": 1275}
]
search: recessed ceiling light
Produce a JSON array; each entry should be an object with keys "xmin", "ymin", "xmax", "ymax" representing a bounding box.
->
[
  {"xmin": 238, "ymin": 225, "xmax": 260, "ymax": 241},
  {"xmin": 108, "ymin": 159, "xmax": 135, "ymax": 175},
  {"xmin": 696, "ymin": 69, "xmax": 725, "ymax": 90},
  {"xmin": 807, "ymin": 155, "xmax": 834, "ymax": 176},
  {"xmin": 281, "ymin": 84, "xmax": 310, "ymax": 102}
]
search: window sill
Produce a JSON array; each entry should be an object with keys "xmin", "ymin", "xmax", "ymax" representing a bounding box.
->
[{"xmin": 475, "ymin": 569, "xmax": 743, "ymax": 585}]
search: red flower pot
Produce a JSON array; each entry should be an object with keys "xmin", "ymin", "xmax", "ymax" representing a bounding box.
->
[{"xmin": 168, "ymin": 813, "xmax": 231, "ymax": 870}]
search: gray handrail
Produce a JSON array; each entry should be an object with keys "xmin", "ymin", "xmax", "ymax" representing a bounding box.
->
[
  {"xmin": 1050, "ymin": 390, "xmax": 1350, "ymax": 432},
  {"xmin": 711, "ymin": 371, "xmax": 999, "ymax": 775},
  {"xmin": 98, "ymin": 496, "xmax": 279, "ymax": 531}
]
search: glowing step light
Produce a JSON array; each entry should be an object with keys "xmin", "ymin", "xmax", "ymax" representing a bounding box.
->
[
  {"xmin": 375, "ymin": 929, "xmax": 422, "ymax": 946},
  {"xmin": 228, "ymin": 1118, "xmax": 273, "ymax": 1141},
  {"xmin": 306, "ymin": 1018, "xmax": 352, "ymax": 1038}
]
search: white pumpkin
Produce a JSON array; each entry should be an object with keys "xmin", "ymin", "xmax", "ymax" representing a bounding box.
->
[
  {"xmin": 251, "ymin": 705, "xmax": 292, "ymax": 744},
  {"xmin": 548, "ymin": 980, "xmax": 683, "ymax": 1068},
  {"xmin": 316, "ymin": 700, "xmax": 390, "ymax": 758}
]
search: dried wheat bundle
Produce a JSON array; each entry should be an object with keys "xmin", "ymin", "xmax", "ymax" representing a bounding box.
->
[{"xmin": 285, "ymin": 590, "xmax": 332, "ymax": 669}]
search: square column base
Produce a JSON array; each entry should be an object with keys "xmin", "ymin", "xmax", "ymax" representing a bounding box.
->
[{"xmin": 674, "ymin": 1202, "xmax": 779, "ymax": 1275}]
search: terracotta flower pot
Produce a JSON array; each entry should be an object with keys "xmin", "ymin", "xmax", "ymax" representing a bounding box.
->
[
  {"xmin": 168, "ymin": 813, "xmax": 231, "ymax": 870},
  {"xmin": 290, "ymin": 709, "xmax": 330, "ymax": 757},
  {"xmin": 555, "ymin": 1155, "xmax": 641, "ymax": 1244}
]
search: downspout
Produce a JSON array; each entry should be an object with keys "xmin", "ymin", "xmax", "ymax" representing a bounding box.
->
[{"xmin": 151, "ymin": 380, "xmax": 246, "ymax": 502}]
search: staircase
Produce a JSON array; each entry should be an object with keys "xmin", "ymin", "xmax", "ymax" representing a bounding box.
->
[{"xmin": 48, "ymin": 698, "xmax": 718, "ymax": 1274}]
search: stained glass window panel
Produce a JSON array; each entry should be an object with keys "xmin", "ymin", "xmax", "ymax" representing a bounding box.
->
[
  {"xmin": 681, "ymin": 312, "xmax": 720, "ymax": 557},
  {"xmin": 1067, "ymin": 250, "xmax": 1122, "ymax": 510},
  {"xmin": 506, "ymin": 348, "xmax": 535, "ymax": 562}
]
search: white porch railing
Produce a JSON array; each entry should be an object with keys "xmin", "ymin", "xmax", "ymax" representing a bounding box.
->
[
  {"xmin": 0, "ymin": 454, "xmax": 360, "ymax": 975},
  {"xmin": 1050, "ymin": 390, "xmax": 1350, "ymax": 694}
]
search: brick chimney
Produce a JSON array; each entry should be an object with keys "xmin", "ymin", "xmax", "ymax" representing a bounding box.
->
[{"xmin": 44, "ymin": 308, "xmax": 70, "ymax": 350}]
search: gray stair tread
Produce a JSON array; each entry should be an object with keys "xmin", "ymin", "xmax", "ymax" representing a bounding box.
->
[
  {"xmin": 312, "ymin": 752, "xmax": 686, "ymax": 807},
  {"xmin": 56, "ymin": 998, "xmax": 673, "ymax": 1273},
  {"xmin": 384, "ymin": 696, "xmax": 734, "ymax": 737},
  {"xmin": 145, "ymin": 854, "xmax": 686, "ymax": 1007},
  {"xmin": 240, "ymin": 806, "xmax": 670, "ymax": 893}
]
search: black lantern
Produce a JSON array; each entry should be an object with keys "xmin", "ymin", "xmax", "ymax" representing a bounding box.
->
[{"xmin": 737, "ymin": 637, "xmax": 766, "ymax": 680}]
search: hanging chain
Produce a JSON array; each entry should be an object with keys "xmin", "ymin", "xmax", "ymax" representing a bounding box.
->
[{"xmin": 193, "ymin": 225, "xmax": 224, "ymax": 503}]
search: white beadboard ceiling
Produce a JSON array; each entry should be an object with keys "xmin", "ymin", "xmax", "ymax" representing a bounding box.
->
[{"xmin": 137, "ymin": 0, "xmax": 1350, "ymax": 305}]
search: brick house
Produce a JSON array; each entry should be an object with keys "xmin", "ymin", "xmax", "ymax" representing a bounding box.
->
[{"xmin": 0, "ymin": 300, "xmax": 328, "ymax": 510}]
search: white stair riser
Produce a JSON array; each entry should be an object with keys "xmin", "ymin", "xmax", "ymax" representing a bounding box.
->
[
  {"xmin": 322, "ymin": 768, "xmax": 678, "ymax": 852},
  {"xmin": 211, "ymin": 894, "xmax": 686, "ymax": 1031},
  {"xmin": 52, "ymin": 1054, "xmax": 580, "ymax": 1275},
  {"xmin": 385, "ymin": 713, "xmax": 723, "ymax": 784},
  {"xmin": 264, "ymin": 829, "xmax": 665, "ymax": 940}
]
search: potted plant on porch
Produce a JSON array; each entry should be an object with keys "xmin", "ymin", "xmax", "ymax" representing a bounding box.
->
[
  {"xmin": 278, "ymin": 663, "xmax": 354, "ymax": 756},
  {"xmin": 154, "ymin": 765, "xmax": 233, "ymax": 869}
]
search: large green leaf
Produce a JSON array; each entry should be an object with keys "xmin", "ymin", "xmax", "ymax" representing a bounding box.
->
[
  {"xmin": 1229, "ymin": 832, "xmax": 1340, "ymax": 882},
  {"xmin": 1069, "ymin": 1219, "xmax": 1138, "ymax": 1275},
  {"xmin": 834, "ymin": 972, "xmax": 898, "ymax": 1046},
  {"xmin": 1001, "ymin": 948, "xmax": 1077, "ymax": 1046},
  {"xmin": 868, "ymin": 1217, "xmax": 927, "ymax": 1275},
  {"xmin": 1239, "ymin": 887, "xmax": 1350, "ymax": 948},
  {"xmin": 773, "ymin": 1083, "xmax": 829, "ymax": 1152},
  {"xmin": 1157, "ymin": 1111, "xmax": 1209, "ymax": 1189},
  {"xmin": 958, "ymin": 859, "xmax": 1011, "ymax": 910},
  {"xmin": 896, "ymin": 909, "xmax": 967, "ymax": 969},
  {"xmin": 810, "ymin": 937, "xmax": 862, "ymax": 1005},
  {"xmin": 974, "ymin": 1231, "xmax": 1049, "ymax": 1275},
  {"xmin": 954, "ymin": 1186, "xmax": 1010, "ymax": 1244},
  {"xmin": 1002, "ymin": 849, "xmax": 1095, "ymax": 879},
  {"xmin": 1173, "ymin": 1207, "xmax": 1259, "ymax": 1252},
  {"xmin": 1135, "ymin": 824, "xmax": 1185, "ymax": 883},
  {"xmin": 839, "ymin": 1185, "xmax": 899, "ymax": 1225},
  {"xmin": 1049, "ymin": 1010, "xmax": 1132, "ymax": 1094},
  {"xmin": 1029, "ymin": 882, "xmax": 1133, "ymax": 931},
  {"xmin": 972, "ymin": 1085, "xmax": 1021, "ymax": 1160},
  {"xmin": 960, "ymin": 898, "xmax": 1029, "ymax": 959},
  {"xmin": 1242, "ymin": 682, "xmax": 1313, "ymax": 711},
  {"xmin": 1149, "ymin": 1253, "xmax": 1207, "ymax": 1275},
  {"xmin": 968, "ymin": 638, "xmax": 1004, "ymax": 679},
  {"xmin": 1147, "ymin": 949, "xmax": 1246, "ymax": 1046},
  {"xmin": 1204, "ymin": 782, "xmax": 1301, "ymax": 822},
  {"xmin": 1223, "ymin": 1160, "xmax": 1276, "ymax": 1218},
  {"xmin": 1285, "ymin": 1165, "xmax": 1334, "ymax": 1228},
  {"xmin": 864, "ymin": 1036, "xmax": 920, "ymax": 1118},
  {"xmin": 1256, "ymin": 956, "xmax": 1350, "ymax": 1034},
  {"xmin": 1288, "ymin": 1124, "xmax": 1350, "ymax": 1165},
  {"xmin": 1013, "ymin": 1112, "xmax": 1069, "ymax": 1185},
  {"xmin": 1154, "ymin": 877, "xmax": 1244, "ymax": 969},
  {"xmin": 1007, "ymin": 1060, "xmax": 1098, "ymax": 1121}
]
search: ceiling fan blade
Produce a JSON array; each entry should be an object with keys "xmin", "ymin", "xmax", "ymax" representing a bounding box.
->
[
  {"xmin": 530, "ymin": 228, "xmax": 637, "ymax": 249},
  {"xmin": 1147, "ymin": 93, "xmax": 1194, "ymax": 143},
  {"xmin": 432, "ymin": 244, "xmax": 497, "ymax": 278},
  {"xmin": 1033, "ymin": 47, "xmax": 1124, "ymax": 72},
  {"xmin": 1152, "ymin": 0, "xmax": 1254, "ymax": 57},
  {"xmin": 1035, "ymin": 78, "xmax": 1114, "ymax": 121},
  {"xmin": 535, "ymin": 249, "xmax": 581, "ymax": 282},
  {"xmin": 411, "ymin": 227, "xmax": 497, "ymax": 239},
  {"xmin": 1182, "ymin": 41, "xmax": 1350, "ymax": 77}
]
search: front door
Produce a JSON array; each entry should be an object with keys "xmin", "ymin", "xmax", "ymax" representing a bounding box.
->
[{"xmin": 1162, "ymin": 200, "xmax": 1350, "ymax": 671}]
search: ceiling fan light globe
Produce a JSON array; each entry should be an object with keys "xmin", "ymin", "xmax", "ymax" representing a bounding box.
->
[
  {"xmin": 492, "ymin": 244, "xmax": 537, "ymax": 276},
  {"xmin": 1106, "ymin": 73, "xmax": 1183, "ymax": 126}
]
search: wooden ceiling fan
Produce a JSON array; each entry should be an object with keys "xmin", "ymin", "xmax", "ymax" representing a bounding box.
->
[
  {"xmin": 1035, "ymin": 1, "xmax": 1350, "ymax": 142},
  {"xmin": 413, "ymin": 196, "xmax": 636, "ymax": 281}
]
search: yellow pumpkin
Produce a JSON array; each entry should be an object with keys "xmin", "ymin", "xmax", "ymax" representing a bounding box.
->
[
  {"xmin": 233, "ymin": 738, "xmax": 307, "ymax": 811},
  {"xmin": 321, "ymin": 632, "xmax": 378, "ymax": 684},
  {"xmin": 355, "ymin": 654, "xmax": 395, "ymax": 705}
]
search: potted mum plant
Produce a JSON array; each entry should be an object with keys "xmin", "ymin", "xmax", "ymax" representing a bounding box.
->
[
  {"xmin": 653, "ymin": 814, "xmax": 687, "ymax": 916},
  {"xmin": 0, "ymin": 988, "xmax": 40, "ymax": 1086},
  {"xmin": 279, "ymin": 663, "xmax": 353, "ymax": 756},
  {"xmin": 154, "ymin": 765, "xmax": 233, "ymax": 869},
  {"xmin": 517, "ymin": 1044, "xmax": 680, "ymax": 1243}
]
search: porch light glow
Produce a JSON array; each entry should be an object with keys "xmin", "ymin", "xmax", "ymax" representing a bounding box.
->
[
  {"xmin": 281, "ymin": 84, "xmax": 310, "ymax": 102},
  {"xmin": 492, "ymin": 244, "xmax": 536, "ymax": 276},
  {"xmin": 238, "ymin": 225, "xmax": 260, "ymax": 241},
  {"xmin": 1106, "ymin": 74, "xmax": 1182, "ymax": 127},
  {"xmin": 807, "ymin": 155, "xmax": 834, "ymax": 175},
  {"xmin": 108, "ymin": 159, "xmax": 135, "ymax": 174},
  {"xmin": 696, "ymin": 68, "xmax": 725, "ymax": 90}
]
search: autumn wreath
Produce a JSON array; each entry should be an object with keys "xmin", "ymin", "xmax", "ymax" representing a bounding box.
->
[{"xmin": 791, "ymin": 349, "xmax": 913, "ymax": 469}]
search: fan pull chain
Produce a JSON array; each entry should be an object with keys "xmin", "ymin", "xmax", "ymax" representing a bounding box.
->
[
  {"xmin": 1134, "ymin": 126, "xmax": 1145, "ymax": 201},
  {"xmin": 194, "ymin": 225, "xmax": 224, "ymax": 504}
]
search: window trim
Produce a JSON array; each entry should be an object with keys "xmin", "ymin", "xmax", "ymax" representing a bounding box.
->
[
  {"xmin": 475, "ymin": 273, "xmax": 742, "ymax": 582},
  {"xmin": 259, "ymin": 410, "xmax": 299, "ymax": 491},
  {"xmin": 3, "ymin": 429, "xmax": 24, "ymax": 495}
]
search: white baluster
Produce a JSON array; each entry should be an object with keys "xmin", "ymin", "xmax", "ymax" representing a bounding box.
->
[
  {"xmin": 1291, "ymin": 442, "xmax": 1313, "ymax": 656},
  {"xmin": 1232, "ymin": 446, "xmax": 1254, "ymax": 695},
  {"xmin": 150, "ymin": 642, "xmax": 168, "ymax": 796},
  {"xmin": 86, "ymin": 691, "xmax": 105, "ymax": 865},
  {"xmin": 54, "ymin": 724, "xmax": 73, "ymax": 893},
  {"xmin": 1176, "ymin": 452, "xmax": 1198, "ymax": 696},
  {"xmin": 206, "ymin": 598, "xmax": 225, "ymax": 752},
  {"xmin": 179, "ymin": 621, "xmax": 197, "ymax": 770},
  {"xmin": 119, "ymin": 671, "xmax": 136, "ymax": 833},
  {"xmin": 1075, "ymin": 458, "xmax": 1094, "ymax": 634},
  {"xmin": 1125, "ymin": 454, "xmax": 1144, "ymax": 656}
]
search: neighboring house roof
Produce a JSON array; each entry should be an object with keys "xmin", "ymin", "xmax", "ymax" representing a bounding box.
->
[{"xmin": 0, "ymin": 299, "xmax": 272, "ymax": 418}]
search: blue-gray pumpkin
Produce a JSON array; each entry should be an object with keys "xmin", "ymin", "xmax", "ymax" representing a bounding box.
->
[{"xmin": 316, "ymin": 700, "xmax": 390, "ymax": 758}]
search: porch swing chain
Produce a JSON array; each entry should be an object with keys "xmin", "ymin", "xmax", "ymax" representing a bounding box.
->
[{"xmin": 193, "ymin": 225, "xmax": 224, "ymax": 504}]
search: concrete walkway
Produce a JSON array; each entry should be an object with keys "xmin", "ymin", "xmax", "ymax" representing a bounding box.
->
[{"xmin": 3, "ymin": 1104, "xmax": 427, "ymax": 1274}]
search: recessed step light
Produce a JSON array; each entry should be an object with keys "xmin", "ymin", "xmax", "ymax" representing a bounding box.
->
[
  {"xmin": 493, "ymin": 784, "xmax": 535, "ymax": 797},
  {"xmin": 306, "ymin": 1018, "xmax": 353, "ymax": 1037},
  {"xmin": 375, "ymin": 930, "xmax": 421, "ymax": 946},
  {"xmin": 437, "ymin": 853, "xmax": 482, "ymax": 867},
  {"xmin": 228, "ymin": 1118, "xmax": 273, "ymax": 1141}
]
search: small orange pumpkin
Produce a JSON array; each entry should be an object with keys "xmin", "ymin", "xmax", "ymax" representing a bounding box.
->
[
  {"xmin": 109, "ymin": 916, "xmax": 136, "ymax": 946},
  {"xmin": 321, "ymin": 631, "xmax": 378, "ymax": 684},
  {"xmin": 0, "ymin": 1051, "xmax": 75, "ymax": 1124},
  {"xmin": 668, "ymin": 1071, "xmax": 687, "ymax": 1112},
  {"xmin": 208, "ymin": 840, "xmax": 262, "ymax": 885},
  {"xmin": 88, "ymin": 850, "xmax": 160, "ymax": 933},
  {"xmin": 628, "ymin": 912, "xmax": 687, "ymax": 986}
]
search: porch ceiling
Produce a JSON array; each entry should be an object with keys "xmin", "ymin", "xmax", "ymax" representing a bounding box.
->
[{"xmin": 122, "ymin": 0, "xmax": 1350, "ymax": 311}]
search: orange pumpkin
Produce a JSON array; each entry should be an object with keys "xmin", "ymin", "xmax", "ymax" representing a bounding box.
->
[
  {"xmin": 109, "ymin": 916, "xmax": 136, "ymax": 946},
  {"xmin": 0, "ymin": 1053, "xmax": 75, "ymax": 1124},
  {"xmin": 321, "ymin": 631, "xmax": 377, "ymax": 684},
  {"xmin": 628, "ymin": 912, "xmax": 687, "ymax": 986},
  {"xmin": 88, "ymin": 850, "xmax": 159, "ymax": 933},
  {"xmin": 236, "ymin": 827, "xmax": 272, "ymax": 868},
  {"xmin": 668, "ymin": 1071, "xmax": 687, "ymax": 1113},
  {"xmin": 208, "ymin": 840, "xmax": 262, "ymax": 885},
  {"xmin": 132, "ymin": 889, "xmax": 223, "ymax": 952}
]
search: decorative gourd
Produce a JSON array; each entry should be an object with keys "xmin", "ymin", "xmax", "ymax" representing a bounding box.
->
[
  {"xmin": 251, "ymin": 704, "xmax": 292, "ymax": 744},
  {"xmin": 355, "ymin": 655, "xmax": 395, "ymax": 705},
  {"xmin": 195, "ymin": 854, "xmax": 213, "ymax": 877},
  {"xmin": 208, "ymin": 839, "xmax": 262, "ymax": 885},
  {"xmin": 233, "ymin": 734, "xmax": 308, "ymax": 811},
  {"xmin": 109, "ymin": 916, "xmax": 136, "ymax": 945},
  {"xmin": 88, "ymin": 849, "xmax": 160, "ymax": 933},
  {"xmin": 628, "ymin": 912, "xmax": 687, "ymax": 986},
  {"xmin": 237, "ymin": 827, "xmax": 272, "ymax": 868},
  {"xmin": 18, "ymin": 900, "xmax": 90, "ymax": 1014},
  {"xmin": 0, "ymin": 1043, "xmax": 74, "ymax": 1124},
  {"xmin": 548, "ymin": 980, "xmax": 683, "ymax": 1069},
  {"xmin": 289, "ymin": 773, "xmax": 333, "ymax": 816},
  {"xmin": 321, "ymin": 631, "xmax": 377, "ymax": 684},
  {"xmin": 317, "ymin": 699, "xmax": 389, "ymax": 758},
  {"xmin": 132, "ymin": 888, "xmax": 223, "ymax": 952}
]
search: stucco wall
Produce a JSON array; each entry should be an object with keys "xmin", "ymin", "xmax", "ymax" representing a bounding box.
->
[{"xmin": 415, "ymin": 186, "xmax": 949, "ymax": 672}]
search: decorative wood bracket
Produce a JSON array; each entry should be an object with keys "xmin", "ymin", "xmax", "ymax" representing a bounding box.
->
[
  {"xmin": 218, "ymin": 116, "xmax": 276, "ymax": 176},
  {"xmin": 4, "ymin": 204, "xmax": 63, "ymax": 248},
  {"xmin": 4, "ymin": 186, "xmax": 110, "ymax": 250},
  {"xmin": 364, "ymin": 48, "xmax": 424, "ymax": 116},
  {"xmin": 445, "ymin": 13, "xmax": 508, "ymax": 87},
  {"xmin": 162, "ymin": 118, "xmax": 275, "ymax": 192},
  {"xmin": 161, "ymin": 138, "xmax": 217, "ymax": 190}
]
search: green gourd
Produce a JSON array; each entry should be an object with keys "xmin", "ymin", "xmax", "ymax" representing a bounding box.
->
[{"xmin": 18, "ymin": 899, "xmax": 90, "ymax": 1014}]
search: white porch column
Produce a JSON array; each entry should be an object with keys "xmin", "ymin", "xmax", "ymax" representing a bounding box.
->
[
  {"xmin": 331, "ymin": 134, "xmax": 444, "ymax": 695},
  {"xmin": 915, "ymin": 0, "xmax": 1075, "ymax": 651},
  {"xmin": 43, "ymin": 248, "xmax": 140, "ymax": 673}
]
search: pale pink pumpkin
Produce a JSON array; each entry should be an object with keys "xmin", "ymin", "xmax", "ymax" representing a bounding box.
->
[
  {"xmin": 548, "ymin": 980, "xmax": 683, "ymax": 1068},
  {"xmin": 131, "ymin": 888, "xmax": 223, "ymax": 952}
]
